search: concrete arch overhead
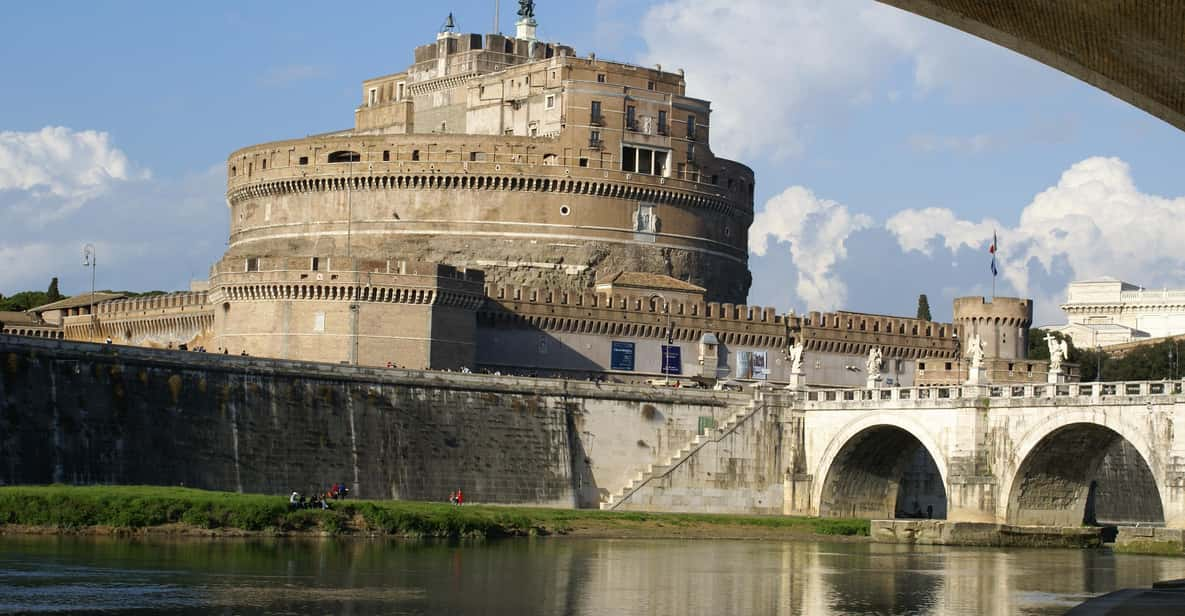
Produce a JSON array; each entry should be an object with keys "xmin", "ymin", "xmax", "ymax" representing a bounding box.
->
[
  {"xmin": 813, "ymin": 415, "xmax": 950, "ymax": 519},
  {"xmin": 876, "ymin": 1, "xmax": 1185, "ymax": 133},
  {"xmin": 1000, "ymin": 411, "xmax": 1167, "ymax": 528}
]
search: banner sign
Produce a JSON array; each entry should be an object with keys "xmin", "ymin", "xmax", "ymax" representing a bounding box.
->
[
  {"xmin": 610, "ymin": 341, "xmax": 635, "ymax": 371},
  {"xmin": 662, "ymin": 344, "xmax": 682, "ymax": 375},
  {"xmin": 738, "ymin": 350, "xmax": 769, "ymax": 380}
]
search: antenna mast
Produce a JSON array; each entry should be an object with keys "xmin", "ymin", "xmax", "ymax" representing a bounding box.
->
[{"xmin": 494, "ymin": 0, "xmax": 500, "ymax": 33}]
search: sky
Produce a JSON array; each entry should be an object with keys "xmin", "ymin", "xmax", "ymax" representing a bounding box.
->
[{"xmin": 2, "ymin": 0, "xmax": 1184, "ymax": 325}]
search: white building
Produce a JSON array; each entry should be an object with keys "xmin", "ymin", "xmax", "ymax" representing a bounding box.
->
[{"xmin": 1053, "ymin": 277, "xmax": 1185, "ymax": 348}]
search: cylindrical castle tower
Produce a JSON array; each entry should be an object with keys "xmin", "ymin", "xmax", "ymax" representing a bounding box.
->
[
  {"xmin": 953, "ymin": 296, "xmax": 1033, "ymax": 360},
  {"xmin": 209, "ymin": 25, "xmax": 756, "ymax": 366}
]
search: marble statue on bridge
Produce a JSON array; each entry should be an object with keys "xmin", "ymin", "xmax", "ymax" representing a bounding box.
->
[{"xmin": 866, "ymin": 347, "xmax": 883, "ymax": 388}]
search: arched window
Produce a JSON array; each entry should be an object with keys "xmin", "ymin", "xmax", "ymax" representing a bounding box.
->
[{"xmin": 327, "ymin": 150, "xmax": 361, "ymax": 163}]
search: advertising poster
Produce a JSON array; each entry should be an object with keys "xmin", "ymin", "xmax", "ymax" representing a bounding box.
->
[
  {"xmin": 738, "ymin": 351, "xmax": 769, "ymax": 379},
  {"xmin": 610, "ymin": 341, "xmax": 635, "ymax": 371}
]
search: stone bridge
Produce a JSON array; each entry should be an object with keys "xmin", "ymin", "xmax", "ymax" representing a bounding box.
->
[{"xmin": 610, "ymin": 381, "xmax": 1185, "ymax": 531}]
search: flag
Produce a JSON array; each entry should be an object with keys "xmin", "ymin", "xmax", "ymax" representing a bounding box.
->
[{"xmin": 989, "ymin": 230, "xmax": 998, "ymax": 277}]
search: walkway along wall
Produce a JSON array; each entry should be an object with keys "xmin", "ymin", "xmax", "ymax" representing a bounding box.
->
[{"xmin": 0, "ymin": 335, "xmax": 749, "ymax": 507}]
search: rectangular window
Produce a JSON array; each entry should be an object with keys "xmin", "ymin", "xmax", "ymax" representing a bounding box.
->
[
  {"xmin": 397, "ymin": 82, "xmax": 405, "ymax": 101},
  {"xmin": 590, "ymin": 130, "xmax": 601, "ymax": 145},
  {"xmin": 686, "ymin": 143, "xmax": 695, "ymax": 161},
  {"xmin": 369, "ymin": 88, "xmax": 377, "ymax": 107},
  {"xmin": 919, "ymin": 362, "xmax": 926, "ymax": 371},
  {"xmin": 638, "ymin": 149, "xmax": 653, "ymax": 174},
  {"xmin": 245, "ymin": 257, "xmax": 259, "ymax": 272},
  {"xmin": 597, "ymin": 73, "xmax": 606, "ymax": 83},
  {"xmin": 411, "ymin": 149, "xmax": 420, "ymax": 161},
  {"xmin": 622, "ymin": 146, "xmax": 637, "ymax": 172},
  {"xmin": 382, "ymin": 150, "xmax": 390, "ymax": 162},
  {"xmin": 658, "ymin": 110, "xmax": 667, "ymax": 135},
  {"xmin": 687, "ymin": 115, "xmax": 696, "ymax": 139},
  {"xmin": 299, "ymin": 156, "xmax": 309, "ymax": 165},
  {"xmin": 647, "ymin": 80, "xmax": 655, "ymax": 90},
  {"xmin": 590, "ymin": 100, "xmax": 602, "ymax": 124},
  {"xmin": 579, "ymin": 157, "xmax": 589, "ymax": 167},
  {"xmin": 311, "ymin": 257, "xmax": 320, "ymax": 271},
  {"xmin": 262, "ymin": 159, "xmax": 267, "ymax": 170},
  {"xmin": 545, "ymin": 94, "xmax": 555, "ymax": 109},
  {"xmin": 626, "ymin": 105, "xmax": 637, "ymax": 130}
]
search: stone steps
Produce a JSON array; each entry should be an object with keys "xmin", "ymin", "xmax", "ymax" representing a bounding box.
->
[{"xmin": 600, "ymin": 398, "xmax": 763, "ymax": 511}]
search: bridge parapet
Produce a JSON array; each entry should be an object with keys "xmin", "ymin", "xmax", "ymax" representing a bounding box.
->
[{"xmin": 799, "ymin": 380, "xmax": 1185, "ymax": 411}]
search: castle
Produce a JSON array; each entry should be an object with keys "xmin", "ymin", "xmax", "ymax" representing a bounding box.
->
[{"xmin": 1, "ymin": 6, "xmax": 1062, "ymax": 388}]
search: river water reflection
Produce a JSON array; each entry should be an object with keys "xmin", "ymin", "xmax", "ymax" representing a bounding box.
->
[{"xmin": 0, "ymin": 536, "xmax": 1180, "ymax": 615}]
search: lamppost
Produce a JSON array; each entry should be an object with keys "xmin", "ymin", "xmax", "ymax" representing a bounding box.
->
[
  {"xmin": 1096, "ymin": 344, "xmax": 1103, "ymax": 383},
  {"xmin": 81, "ymin": 244, "xmax": 97, "ymax": 337},
  {"xmin": 650, "ymin": 294, "xmax": 673, "ymax": 384}
]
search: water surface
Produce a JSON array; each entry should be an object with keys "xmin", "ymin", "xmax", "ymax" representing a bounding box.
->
[{"xmin": 0, "ymin": 535, "xmax": 1179, "ymax": 615}]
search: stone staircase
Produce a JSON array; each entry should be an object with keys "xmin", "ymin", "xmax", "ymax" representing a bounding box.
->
[{"xmin": 600, "ymin": 392, "xmax": 767, "ymax": 511}]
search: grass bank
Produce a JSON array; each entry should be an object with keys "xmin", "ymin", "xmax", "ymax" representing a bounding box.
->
[{"xmin": 0, "ymin": 485, "xmax": 869, "ymax": 540}]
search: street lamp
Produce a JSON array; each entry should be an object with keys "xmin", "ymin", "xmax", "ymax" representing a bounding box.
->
[
  {"xmin": 1096, "ymin": 344, "xmax": 1103, "ymax": 383},
  {"xmin": 81, "ymin": 244, "xmax": 97, "ymax": 335}
]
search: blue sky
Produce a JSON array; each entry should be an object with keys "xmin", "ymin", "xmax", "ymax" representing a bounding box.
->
[{"xmin": 3, "ymin": 0, "xmax": 1184, "ymax": 325}]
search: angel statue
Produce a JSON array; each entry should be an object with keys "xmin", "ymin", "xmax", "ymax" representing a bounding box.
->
[
  {"xmin": 966, "ymin": 334, "xmax": 985, "ymax": 372},
  {"xmin": 788, "ymin": 341, "xmax": 805, "ymax": 374},
  {"xmin": 518, "ymin": 0, "xmax": 535, "ymax": 18},
  {"xmin": 866, "ymin": 347, "xmax": 883, "ymax": 380},
  {"xmin": 1046, "ymin": 333, "xmax": 1067, "ymax": 373}
]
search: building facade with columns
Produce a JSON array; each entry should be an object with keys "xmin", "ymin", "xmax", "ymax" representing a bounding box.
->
[{"xmin": 1053, "ymin": 277, "xmax": 1185, "ymax": 348}]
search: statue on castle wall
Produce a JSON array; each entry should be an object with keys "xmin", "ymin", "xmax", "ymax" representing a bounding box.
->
[
  {"xmin": 966, "ymin": 334, "xmax": 985, "ymax": 372},
  {"xmin": 788, "ymin": 341, "xmax": 804, "ymax": 374},
  {"xmin": 866, "ymin": 347, "xmax": 883, "ymax": 380},
  {"xmin": 518, "ymin": 0, "xmax": 535, "ymax": 19}
]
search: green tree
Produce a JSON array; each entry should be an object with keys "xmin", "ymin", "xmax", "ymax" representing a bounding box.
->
[
  {"xmin": 916, "ymin": 294, "xmax": 932, "ymax": 321},
  {"xmin": 46, "ymin": 277, "xmax": 63, "ymax": 303}
]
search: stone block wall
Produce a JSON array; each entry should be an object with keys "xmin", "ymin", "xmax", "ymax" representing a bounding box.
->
[{"xmin": 0, "ymin": 335, "xmax": 748, "ymax": 508}]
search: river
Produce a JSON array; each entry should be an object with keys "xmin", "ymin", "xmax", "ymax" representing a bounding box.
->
[{"xmin": 0, "ymin": 535, "xmax": 1179, "ymax": 614}]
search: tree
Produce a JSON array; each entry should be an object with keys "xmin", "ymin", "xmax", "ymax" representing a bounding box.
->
[
  {"xmin": 46, "ymin": 277, "xmax": 63, "ymax": 303},
  {"xmin": 1028, "ymin": 328, "xmax": 1078, "ymax": 363},
  {"xmin": 916, "ymin": 294, "xmax": 932, "ymax": 321}
]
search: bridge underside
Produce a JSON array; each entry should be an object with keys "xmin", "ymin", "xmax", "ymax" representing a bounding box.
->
[
  {"xmin": 818, "ymin": 426, "xmax": 947, "ymax": 520},
  {"xmin": 877, "ymin": 1, "xmax": 1185, "ymax": 132},
  {"xmin": 1008, "ymin": 423, "xmax": 1164, "ymax": 527}
]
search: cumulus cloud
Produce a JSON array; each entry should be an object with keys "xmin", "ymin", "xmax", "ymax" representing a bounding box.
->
[
  {"xmin": 638, "ymin": 0, "xmax": 1056, "ymax": 160},
  {"xmin": 886, "ymin": 157, "xmax": 1185, "ymax": 320},
  {"xmin": 0, "ymin": 126, "xmax": 146, "ymax": 221},
  {"xmin": 750, "ymin": 186, "xmax": 873, "ymax": 310}
]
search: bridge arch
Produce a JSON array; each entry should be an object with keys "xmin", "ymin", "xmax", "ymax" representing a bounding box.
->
[
  {"xmin": 1000, "ymin": 410, "xmax": 1166, "ymax": 527},
  {"xmin": 813, "ymin": 414, "xmax": 949, "ymax": 519}
]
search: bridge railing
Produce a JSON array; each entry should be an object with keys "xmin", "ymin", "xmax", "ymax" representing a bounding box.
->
[{"xmin": 802, "ymin": 379, "xmax": 1184, "ymax": 408}]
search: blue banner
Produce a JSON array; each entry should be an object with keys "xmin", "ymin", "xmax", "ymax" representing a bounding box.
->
[
  {"xmin": 662, "ymin": 345, "xmax": 682, "ymax": 375},
  {"xmin": 610, "ymin": 341, "xmax": 635, "ymax": 371}
]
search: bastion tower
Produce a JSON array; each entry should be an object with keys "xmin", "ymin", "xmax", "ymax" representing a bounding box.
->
[{"xmin": 216, "ymin": 12, "xmax": 752, "ymax": 291}]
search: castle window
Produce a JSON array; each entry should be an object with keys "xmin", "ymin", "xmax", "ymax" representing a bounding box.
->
[
  {"xmin": 382, "ymin": 150, "xmax": 390, "ymax": 162},
  {"xmin": 919, "ymin": 362, "xmax": 926, "ymax": 371},
  {"xmin": 327, "ymin": 151, "xmax": 360, "ymax": 163},
  {"xmin": 687, "ymin": 115, "xmax": 697, "ymax": 140},
  {"xmin": 397, "ymin": 82, "xmax": 405, "ymax": 100},
  {"xmin": 578, "ymin": 157, "xmax": 588, "ymax": 167},
  {"xmin": 230, "ymin": 165, "xmax": 236, "ymax": 176},
  {"xmin": 299, "ymin": 156, "xmax": 309, "ymax": 165},
  {"xmin": 711, "ymin": 174, "xmax": 718, "ymax": 185},
  {"xmin": 647, "ymin": 80, "xmax": 655, "ymax": 90},
  {"xmin": 658, "ymin": 110, "xmax": 668, "ymax": 135},
  {"xmin": 311, "ymin": 257, "xmax": 319, "ymax": 272},
  {"xmin": 262, "ymin": 159, "xmax": 267, "ymax": 170},
  {"xmin": 626, "ymin": 105, "xmax": 637, "ymax": 131},
  {"xmin": 245, "ymin": 258, "xmax": 259, "ymax": 273},
  {"xmin": 597, "ymin": 73, "xmax": 606, "ymax": 83},
  {"xmin": 945, "ymin": 362, "xmax": 953, "ymax": 371},
  {"xmin": 686, "ymin": 143, "xmax": 695, "ymax": 161},
  {"xmin": 411, "ymin": 149, "xmax": 420, "ymax": 161},
  {"xmin": 368, "ymin": 88, "xmax": 377, "ymax": 107},
  {"xmin": 590, "ymin": 100, "xmax": 603, "ymax": 124},
  {"xmin": 545, "ymin": 94, "xmax": 555, "ymax": 109}
]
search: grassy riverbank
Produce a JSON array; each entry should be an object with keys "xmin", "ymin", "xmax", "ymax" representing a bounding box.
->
[{"xmin": 0, "ymin": 486, "xmax": 868, "ymax": 540}]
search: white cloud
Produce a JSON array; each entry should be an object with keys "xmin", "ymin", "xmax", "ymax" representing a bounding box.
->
[
  {"xmin": 750, "ymin": 186, "xmax": 873, "ymax": 310},
  {"xmin": 638, "ymin": 0, "xmax": 1056, "ymax": 160},
  {"xmin": 886, "ymin": 157, "xmax": 1185, "ymax": 321},
  {"xmin": 0, "ymin": 126, "xmax": 146, "ymax": 222}
]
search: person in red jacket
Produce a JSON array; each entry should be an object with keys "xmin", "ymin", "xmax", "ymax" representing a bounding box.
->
[{"xmin": 456, "ymin": 489, "xmax": 464, "ymax": 506}]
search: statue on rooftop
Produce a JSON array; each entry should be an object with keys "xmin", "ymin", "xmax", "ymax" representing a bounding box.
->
[
  {"xmin": 788, "ymin": 341, "xmax": 805, "ymax": 375},
  {"xmin": 866, "ymin": 347, "xmax": 883, "ymax": 380},
  {"xmin": 966, "ymin": 334, "xmax": 985, "ymax": 372},
  {"xmin": 518, "ymin": 0, "xmax": 535, "ymax": 19}
]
